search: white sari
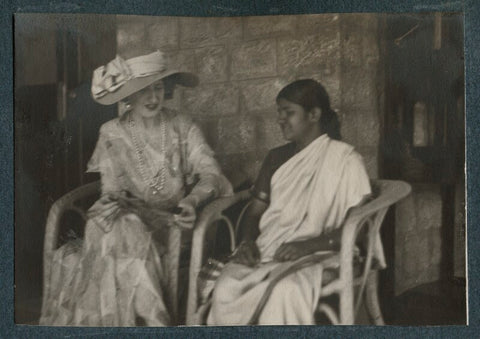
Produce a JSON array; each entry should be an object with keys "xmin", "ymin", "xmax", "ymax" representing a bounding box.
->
[{"xmin": 208, "ymin": 135, "xmax": 373, "ymax": 325}]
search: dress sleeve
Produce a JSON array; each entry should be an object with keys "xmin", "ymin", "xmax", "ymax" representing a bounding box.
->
[
  {"xmin": 183, "ymin": 121, "xmax": 233, "ymax": 203},
  {"xmin": 86, "ymin": 125, "xmax": 121, "ymax": 194}
]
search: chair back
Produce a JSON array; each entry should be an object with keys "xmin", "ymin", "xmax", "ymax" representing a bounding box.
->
[{"xmin": 337, "ymin": 179, "xmax": 411, "ymax": 323}]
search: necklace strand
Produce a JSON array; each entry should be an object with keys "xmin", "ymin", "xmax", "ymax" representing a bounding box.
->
[{"xmin": 129, "ymin": 113, "xmax": 166, "ymax": 195}]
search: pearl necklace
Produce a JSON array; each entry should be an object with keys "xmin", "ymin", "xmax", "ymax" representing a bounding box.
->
[{"xmin": 128, "ymin": 113, "xmax": 167, "ymax": 195}]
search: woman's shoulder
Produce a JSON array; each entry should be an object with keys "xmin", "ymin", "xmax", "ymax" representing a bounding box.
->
[
  {"xmin": 329, "ymin": 139, "xmax": 367, "ymax": 170},
  {"xmin": 163, "ymin": 107, "xmax": 194, "ymax": 125},
  {"xmin": 268, "ymin": 142, "xmax": 295, "ymax": 156},
  {"xmin": 326, "ymin": 138, "xmax": 367, "ymax": 167},
  {"xmin": 163, "ymin": 107, "xmax": 196, "ymax": 135},
  {"xmin": 265, "ymin": 142, "xmax": 296, "ymax": 165},
  {"xmin": 98, "ymin": 117, "xmax": 123, "ymax": 139},
  {"xmin": 329, "ymin": 138, "xmax": 354, "ymax": 151},
  {"xmin": 164, "ymin": 108, "xmax": 199, "ymax": 140}
]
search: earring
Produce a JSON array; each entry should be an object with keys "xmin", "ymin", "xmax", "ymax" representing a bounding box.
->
[{"xmin": 118, "ymin": 100, "xmax": 132, "ymax": 117}]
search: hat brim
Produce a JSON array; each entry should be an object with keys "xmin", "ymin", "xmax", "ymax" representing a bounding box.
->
[{"xmin": 93, "ymin": 70, "xmax": 199, "ymax": 105}]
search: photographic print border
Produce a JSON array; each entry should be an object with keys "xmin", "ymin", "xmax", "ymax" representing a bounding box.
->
[{"xmin": 3, "ymin": 0, "xmax": 479, "ymax": 337}]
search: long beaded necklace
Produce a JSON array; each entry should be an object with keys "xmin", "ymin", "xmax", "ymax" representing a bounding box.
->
[{"xmin": 128, "ymin": 112, "xmax": 167, "ymax": 195}]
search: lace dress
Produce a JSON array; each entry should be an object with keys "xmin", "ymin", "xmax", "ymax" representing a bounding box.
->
[{"xmin": 40, "ymin": 108, "xmax": 232, "ymax": 326}]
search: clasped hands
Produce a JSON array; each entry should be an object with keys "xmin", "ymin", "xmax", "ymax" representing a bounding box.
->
[{"xmin": 231, "ymin": 239, "xmax": 314, "ymax": 267}]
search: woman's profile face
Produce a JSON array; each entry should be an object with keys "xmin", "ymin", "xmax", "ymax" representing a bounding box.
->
[
  {"xmin": 129, "ymin": 80, "xmax": 165, "ymax": 118},
  {"xmin": 276, "ymin": 98, "xmax": 314, "ymax": 142}
]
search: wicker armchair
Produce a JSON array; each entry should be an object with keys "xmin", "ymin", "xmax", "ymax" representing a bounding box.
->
[
  {"xmin": 42, "ymin": 181, "xmax": 101, "ymax": 322},
  {"xmin": 40, "ymin": 180, "xmax": 238, "ymax": 325},
  {"xmin": 185, "ymin": 189, "xmax": 251, "ymax": 325},
  {"xmin": 185, "ymin": 179, "xmax": 411, "ymax": 325}
]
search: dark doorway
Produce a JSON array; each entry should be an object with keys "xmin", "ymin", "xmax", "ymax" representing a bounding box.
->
[
  {"xmin": 14, "ymin": 14, "xmax": 118, "ymax": 324},
  {"xmin": 379, "ymin": 13, "xmax": 465, "ymax": 324}
]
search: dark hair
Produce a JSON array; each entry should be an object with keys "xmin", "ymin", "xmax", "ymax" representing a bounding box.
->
[{"xmin": 276, "ymin": 79, "xmax": 341, "ymax": 140}]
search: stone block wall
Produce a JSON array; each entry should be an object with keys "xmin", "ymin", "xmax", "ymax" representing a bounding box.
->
[
  {"xmin": 394, "ymin": 184, "xmax": 444, "ymax": 295},
  {"xmin": 116, "ymin": 14, "xmax": 382, "ymax": 188},
  {"xmin": 115, "ymin": 13, "xmax": 453, "ymax": 297}
]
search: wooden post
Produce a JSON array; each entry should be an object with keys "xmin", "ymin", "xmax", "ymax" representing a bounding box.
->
[{"xmin": 433, "ymin": 12, "xmax": 442, "ymax": 50}]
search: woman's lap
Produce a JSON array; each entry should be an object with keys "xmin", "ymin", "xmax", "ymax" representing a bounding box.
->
[
  {"xmin": 42, "ymin": 211, "xmax": 170, "ymax": 326},
  {"xmin": 209, "ymin": 261, "xmax": 325, "ymax": 325}
]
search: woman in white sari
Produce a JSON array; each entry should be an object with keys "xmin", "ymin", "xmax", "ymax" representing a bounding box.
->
[{"xmin": 207, "ymin": 79, "xmax": 372, "ymax": 325}]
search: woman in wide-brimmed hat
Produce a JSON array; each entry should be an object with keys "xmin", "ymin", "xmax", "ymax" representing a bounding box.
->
[{"xmin": 40, "ymin": 48, "xmax": 232, "ymax": 326}]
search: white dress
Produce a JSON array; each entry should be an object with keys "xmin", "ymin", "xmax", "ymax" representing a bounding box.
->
[{"xmin": 40, "ymin": 108, "xmax": 232, "ymax": 326}]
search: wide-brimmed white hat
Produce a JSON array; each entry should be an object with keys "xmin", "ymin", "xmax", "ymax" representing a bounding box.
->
[{"xmin": 91, "ymin": 50, "xmax": 198, "ymax": 105}]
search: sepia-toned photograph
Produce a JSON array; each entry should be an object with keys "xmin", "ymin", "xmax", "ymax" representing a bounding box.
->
[{"xmin": 14, "ymin": 12, "xmax": 465, "ymax": 326}]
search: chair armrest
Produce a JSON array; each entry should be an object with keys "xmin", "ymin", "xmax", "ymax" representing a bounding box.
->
[
  {"xmin": 43, "ymin": 181, "xmax": 100, "ymax": 255},
  {"xmin": 186, "ymin": 190, "xmax": 250, "ymax": 325},
  {"xmin": 193, "ymin": 190, "xmax": 251, "ymax": 236}
]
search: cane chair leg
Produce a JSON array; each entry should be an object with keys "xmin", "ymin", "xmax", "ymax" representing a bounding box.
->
[
  {"xmin": 339, "ymin": 287, "xmax": 355, "ymax": 324},
  {"xmin": 167, "ymin": 226, "xmax": 182, "ymax": 325},
  {"xmin": 318, "ymin": 303, "xmax": 340, "ymax": 325},
  {"xmin": 365, "ymin": 270, "xmax": 385, "ymax": 325}
]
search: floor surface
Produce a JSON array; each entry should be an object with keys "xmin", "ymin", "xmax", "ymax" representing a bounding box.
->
[{"xmin": 15, "ymin": 278, "xmax": 466, "ymax": 326}]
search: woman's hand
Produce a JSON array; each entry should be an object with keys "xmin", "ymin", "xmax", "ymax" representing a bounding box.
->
[
  {"xmin": 174, "ymin": 197, "xmax": 197, "ymax": 229},
  {"xmin": 273, "ymin": 240, "xmax": 313, "ymax": 262},
  {"xmin": 88, "ymin": 193, "xmax": 120, "ymax": 218},
  {"xmin": 230, "ymin": 240, "xmax": 260, "ymax": 267},
  {"xmin": 274, "ymin": 230, "xmax": 342, "ymax": 262}
]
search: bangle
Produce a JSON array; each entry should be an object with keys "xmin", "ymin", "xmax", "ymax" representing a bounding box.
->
[
  {"xmin": 230, "ymin": 241, "xmax": 245, "ymax": 258},
  {"xmin": 232, "ymin": 240, "xmax": 245, "ymax": 252}
]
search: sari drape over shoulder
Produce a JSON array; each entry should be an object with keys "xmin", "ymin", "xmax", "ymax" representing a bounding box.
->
[
  {"xmin": 40, "ymin": 108, "xmax": 232, "ymax": 326},
  {"xmin": 208, "ymin": 135, "xmax": 376, "ymax": 325}
]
